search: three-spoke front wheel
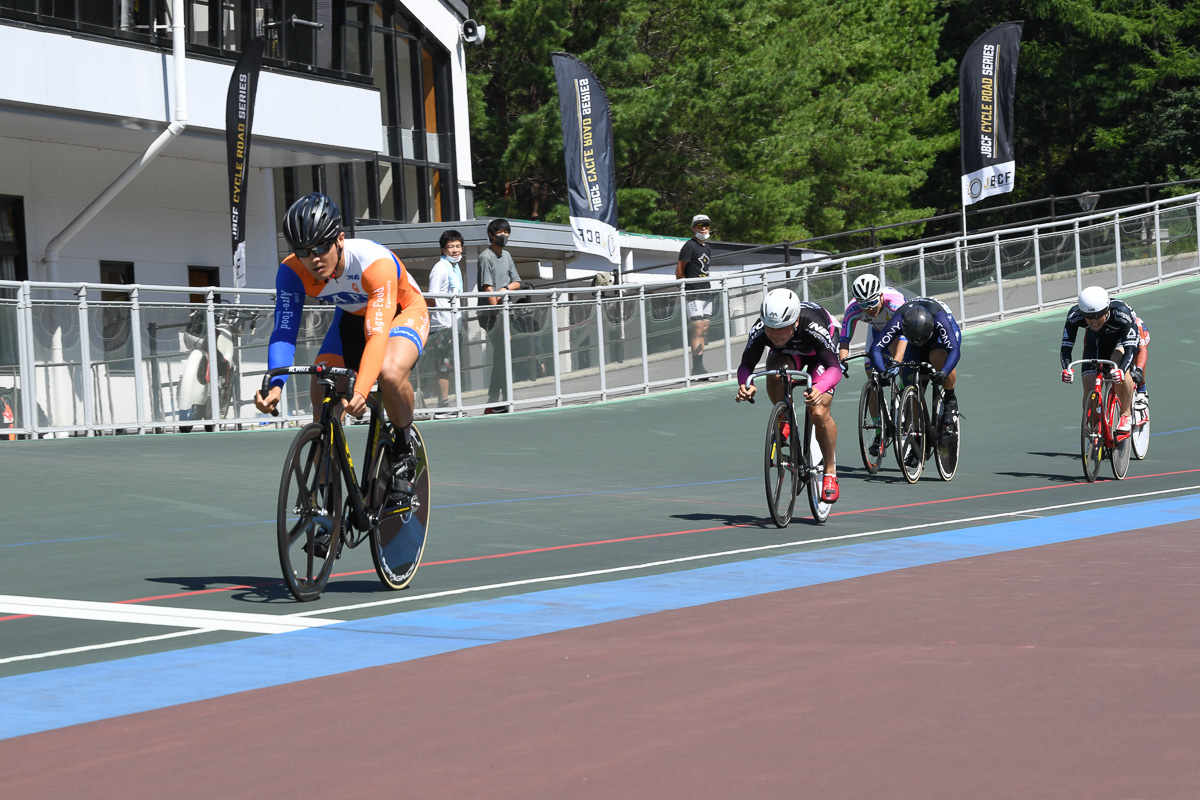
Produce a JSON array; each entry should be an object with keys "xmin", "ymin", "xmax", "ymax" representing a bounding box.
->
[
  {"xmin": 277, "ymin": 423, "xmax": 344, "ymax": 602},
  {"xmin": 764, "ymin": 401, "xmax": 799, "ymax": 528}
]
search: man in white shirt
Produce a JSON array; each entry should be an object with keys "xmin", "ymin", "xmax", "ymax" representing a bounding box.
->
[{"xmin": 427, "ymin": 229, "xmax": 464, "ymax": 409}]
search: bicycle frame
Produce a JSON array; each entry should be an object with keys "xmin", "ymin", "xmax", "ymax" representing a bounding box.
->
[
  {"xmin": 1067, "ymin": 358, "xmax": 1124, "ymax": 449},
  {"xmin": 265, "ymin": 365, "xmax": 391, "ymax": 537}
]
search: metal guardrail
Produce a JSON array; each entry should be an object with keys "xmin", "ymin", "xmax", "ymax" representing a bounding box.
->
[{"xmin": 1, "ymin": 193, "xmax": 1197, "ymax": 437}]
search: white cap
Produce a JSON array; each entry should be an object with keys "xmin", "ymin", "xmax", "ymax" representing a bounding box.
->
[{"xmin": 691, "ymin": 214, "xmax": 711, "ymax": 227}]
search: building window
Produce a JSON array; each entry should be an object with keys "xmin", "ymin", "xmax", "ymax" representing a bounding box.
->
[
  {"xmin": 0, "ymin": 196, "xmax": 28, "ymax": 287},
  {"xmin": 188, "ymin": 266, "xmax": 222, "ymax": 304},
  {"xmin": 271, "ymin": 1, "xmax": 457, "ymax": 229},
  {"xmin": 99, "ymin": 260, "xmax": 134, "ymax": 369}
]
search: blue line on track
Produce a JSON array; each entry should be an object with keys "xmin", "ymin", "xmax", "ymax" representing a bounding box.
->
[{"xmin": 2, "ymin": 492, "xmax": 1198, "ymax": 741}]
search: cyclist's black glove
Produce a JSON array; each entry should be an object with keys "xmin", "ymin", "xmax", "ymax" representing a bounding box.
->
[
  {"xmin": 885, "ymin": 361, "xmax": 902, "ymax": 380},
  {"xmin": 932, "ymin": 371, "xmax": 947, "ymax": 386},
  {"xmin": 1129, "ymin": 366, "xmax": 1144, "ymax": 385}
]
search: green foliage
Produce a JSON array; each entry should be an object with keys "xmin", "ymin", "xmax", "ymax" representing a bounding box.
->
[
  {"xmin": 467, "ymin": 0, "xmax": 1200, "ymax": 247},
  {"xmin": 467, "ymin": 0, "xmax": 953, "ymax": 244}
]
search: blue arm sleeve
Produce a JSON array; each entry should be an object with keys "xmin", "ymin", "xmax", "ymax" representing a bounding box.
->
[
  {"xmin": 267, "ymin": 266, "xmax": 305, "ymax": 388},
  {"xmin": 869, "ymin": 316, "xmax": 902, "ymax": 373},
  {"xmin": 935, "ymin": 312, "xmax": 962, "ymax": 375}
]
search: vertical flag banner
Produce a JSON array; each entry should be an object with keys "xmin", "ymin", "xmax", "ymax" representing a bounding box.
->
[
  {"xmin": 552, "ymin": 52, "xmax": 620, "ymax": 264},
  {"xmin": 226, "ymin": 37, "xmax": 264, "ymax": 289},
  {"xmin": 960, "ymin": 21, "xmax": 1023, "ymax": 207}
]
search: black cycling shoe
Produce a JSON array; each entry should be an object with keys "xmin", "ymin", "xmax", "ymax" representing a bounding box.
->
[
  {"xmin": 387, "ymin": 426, "xmax": 417, "ymax": 503},
  {"xmin": 868, "ymin": 435, "xmax": 883, "ymax": 458},
  {"xmin": 304, "ymin": 532, "xmax": 332, "ymax": 559}
]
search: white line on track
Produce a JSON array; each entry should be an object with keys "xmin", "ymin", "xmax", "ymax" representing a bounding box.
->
[
  {"xmin": 5, "ymin": 483, "xmax": 1198, "ymax": 665},
  {"xmin": 0, "ymin": 596, "xmax": 342, "ymax": 634},
  {"xmin": 296, "ymin": 483, "xmax": 1200, "ymax": 617}
]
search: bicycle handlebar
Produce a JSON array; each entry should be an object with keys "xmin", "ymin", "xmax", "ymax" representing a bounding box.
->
[
  {"xmin": 1065, "ymin": 359, "xmax": 1122, "ymax": 384},
  {"xmin": 259, "ymin": 365, "xmax": 358, "ymax": 417},
  {"xmin": 740, "ymin": 368, "xmax": 812, "ymax": 405}
]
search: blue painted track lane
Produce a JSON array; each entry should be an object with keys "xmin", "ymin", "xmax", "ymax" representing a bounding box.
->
[{"xmin": 3, "ymin": 492, "xmax": 1198, "ymax": 741}]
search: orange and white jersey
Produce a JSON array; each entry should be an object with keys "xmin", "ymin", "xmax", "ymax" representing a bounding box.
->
[{"xmin": 269, "ymin": 238, "xmax": 428, "ymax": 397}]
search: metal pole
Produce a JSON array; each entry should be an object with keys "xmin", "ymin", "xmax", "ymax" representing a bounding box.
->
[
  {"xmin": 1114, "ymin": 213, "xmax": 1123, "ymax": 290},
  {"xmin": 1032, "ymin": 229, "xmax": 1043, "ymax": 310},
  {"xmin": 954, "ymin": 240, "xmax": 966, "ymax": 321},
  {"xmin": 993, "ymin": 234, "xmax": 1004, "ymax": 319},
  {"xmin": 595, "ymin": 288, "xmax": 607, "ymax": 399},
  {"xmin": 1073, "ymin": 221, "xmax": 1083, "ymax": 296},
  {"xmin": 550, "ymin": 291, "xmax": 563, "ymax": 406},
  {"xmin": 638, "ymin": 284, "xmax": 650, "ymax": 393},
  {"xmin": 78, "ymin": 286, "xmax": 95, "ymax": 434},
  {"xmin": 206, "ymin": 289, "xmax": 220, "ymax": 425},
  {"xmin": 130, "ymin": 286, "xmax": 147, "ymax": 433},
  {"xmin": 1153, "ymin": 205, "xmax": 1164, "ymax": 282},
  {"xmin": 450, "ymin": 294, "xmax": 463, "ymax": 415}
]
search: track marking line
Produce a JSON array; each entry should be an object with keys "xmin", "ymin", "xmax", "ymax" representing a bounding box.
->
[
  {"xmin": 0, "ymin": 630, "xmax": 210, "ymax": 666},
  {"xmin": 0, "ymin": 596, "xmax": 342, "ymax": 634},
  {"xmin": 6, "ymin": 484, "xmax": 1199, "ymax": 665},
  {"xmin": 293, "ymin": 483, "xmax": 1200, "ymax": 618}
]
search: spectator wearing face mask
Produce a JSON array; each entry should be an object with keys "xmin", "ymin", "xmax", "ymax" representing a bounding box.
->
[
  {"xmin": 427, "ymin": 229, "xmax": 465, "ymax": 410},
  {"xmin": 479, "ymin": 218, "xmax": 520, "ymax": 412},
  {"xmin": 677, "ymin": 213, "xmax": 714, "ymax": 377}
]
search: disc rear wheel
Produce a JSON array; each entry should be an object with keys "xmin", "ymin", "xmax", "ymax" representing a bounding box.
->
[
  {"xmin": 1130, "ymin": 394, "xmax": 1150, "ymax": 460},
  {"xmin": 932, "ymin": 389, "xmax": 960, "ymax": 481},
  {"xmin": 804, "ymin": 416, "xmax": 831, "ymax": 523},
  {"xmin": 369, "ymin": 425, "xmax": 432, "ymax": 590}
]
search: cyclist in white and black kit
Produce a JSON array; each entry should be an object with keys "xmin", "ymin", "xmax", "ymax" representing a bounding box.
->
[
  {"xmin": 1060, "ymin": 285, "xmax": 1140, "ymax": 433},
  {"xmin": 736, "ymin": 289, "xmax": 842, "ymax": 502}
]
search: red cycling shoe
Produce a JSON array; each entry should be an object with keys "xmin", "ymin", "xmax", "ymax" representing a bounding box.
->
[{"xmin": 821, "ymin": 474, "xmax": 839, "ymax": 503}]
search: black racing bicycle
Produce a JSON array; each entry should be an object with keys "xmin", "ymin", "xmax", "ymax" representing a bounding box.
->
[
  {"xmin": 842, "ymin": 353, "xmax": 904, "ymax": 474},
  {"xmin": 893, "ymin": 361, "xmax": 960, "ymax": 483},
  {"xmin": 262, "ymin": 365, "xmax": 431, "ymax": 601},
  {"xmin": 742, "ymin": 367, "xmax": 832, "ymax": 526}
]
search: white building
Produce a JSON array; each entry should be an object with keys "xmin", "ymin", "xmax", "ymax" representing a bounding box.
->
[{"xmin": 0, "ymin": 0, "xmax": 477, "ymax": 293}]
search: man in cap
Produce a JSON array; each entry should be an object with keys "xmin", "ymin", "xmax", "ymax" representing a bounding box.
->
[{"xmin": 676, "ymin": 213, "xmax": 714, "ymax": 376}]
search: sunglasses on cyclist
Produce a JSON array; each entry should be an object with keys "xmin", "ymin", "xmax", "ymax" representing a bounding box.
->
[
  {"xmin": 1083, "ymin": 310, "xmax": 1107, "ymax": 321},
  {"xmin": 294, "ymin": 239, "xmax": 338, "ymax": 258}
]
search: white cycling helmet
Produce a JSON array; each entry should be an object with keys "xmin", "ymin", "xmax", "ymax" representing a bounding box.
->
[
  {"xmin": 761, "ymin": 288, "xmax": 802, "ymax": 329},
  {"xmin": 852, "ymin": 274, "xmax": 881, "ymax": 306},
  {"xmin": 1078, "ymin": 286, "xmax": 1110, "ymax": 315}
]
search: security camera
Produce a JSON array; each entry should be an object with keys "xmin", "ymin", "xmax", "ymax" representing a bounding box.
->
[{"xmin": 461, "ymin": 19, "xmax": 486, "ymax": 45}]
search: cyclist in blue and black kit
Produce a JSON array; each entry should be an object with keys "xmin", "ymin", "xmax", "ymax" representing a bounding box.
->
[
  {"xmin": 869, "ymin": 297, "xmax": 963, "ymax": 421},
  {"xmin": 1059, "ymin": 285, "xmax": 1139, "ymax": 433}
]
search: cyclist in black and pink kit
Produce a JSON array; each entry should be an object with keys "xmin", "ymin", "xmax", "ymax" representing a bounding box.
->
[{"xmin": 736, "ymin": 288, "xmax": 842, "ymax": 502}]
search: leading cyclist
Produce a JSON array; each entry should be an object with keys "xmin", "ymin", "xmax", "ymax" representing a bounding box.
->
[
  {"xmin": 735, "ymin": 288, "xmax": 842, "ymax": 502},
  {"xmin": 1059, "ymin": 285, "xmax": 1139, "ymax": 434},
  {"xmin": 254, "ymin": 192, "xmax": 430, "ymax": 495}
]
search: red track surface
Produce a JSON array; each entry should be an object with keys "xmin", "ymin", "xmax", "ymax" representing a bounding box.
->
[{"xmin": 5, "ymin": 520, "xmax": 1199, "ymax": 799}]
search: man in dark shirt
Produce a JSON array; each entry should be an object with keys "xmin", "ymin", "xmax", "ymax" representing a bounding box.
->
[{"xmin": 676, "ymin": 213, "xmax": 714, "ymax": 377}]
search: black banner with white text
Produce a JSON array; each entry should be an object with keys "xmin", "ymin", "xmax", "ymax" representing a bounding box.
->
[
  {"xmin": 960, "ymin": 22, "xmax": 1023, "ymax": 207},
  {"xmin": 552, "ymin": 52, "xmax": 619, "ymax": 264},
  {"xmin": 226, "ymin": 37, "xmax": 264, "ymax": 288}
]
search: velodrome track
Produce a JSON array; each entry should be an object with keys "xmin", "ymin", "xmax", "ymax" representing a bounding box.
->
[{"xmin": 2, "ymin": 277, "xmax": 1199, "ymax": 797}]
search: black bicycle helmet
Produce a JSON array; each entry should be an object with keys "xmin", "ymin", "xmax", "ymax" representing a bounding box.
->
[
  {"xmin": 901, "ymin": 303, "xmax": 935, "ymax": 346},
  {"xmin": 283, "ymin": 192, "xmax": 343, "ymax": 250}
]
